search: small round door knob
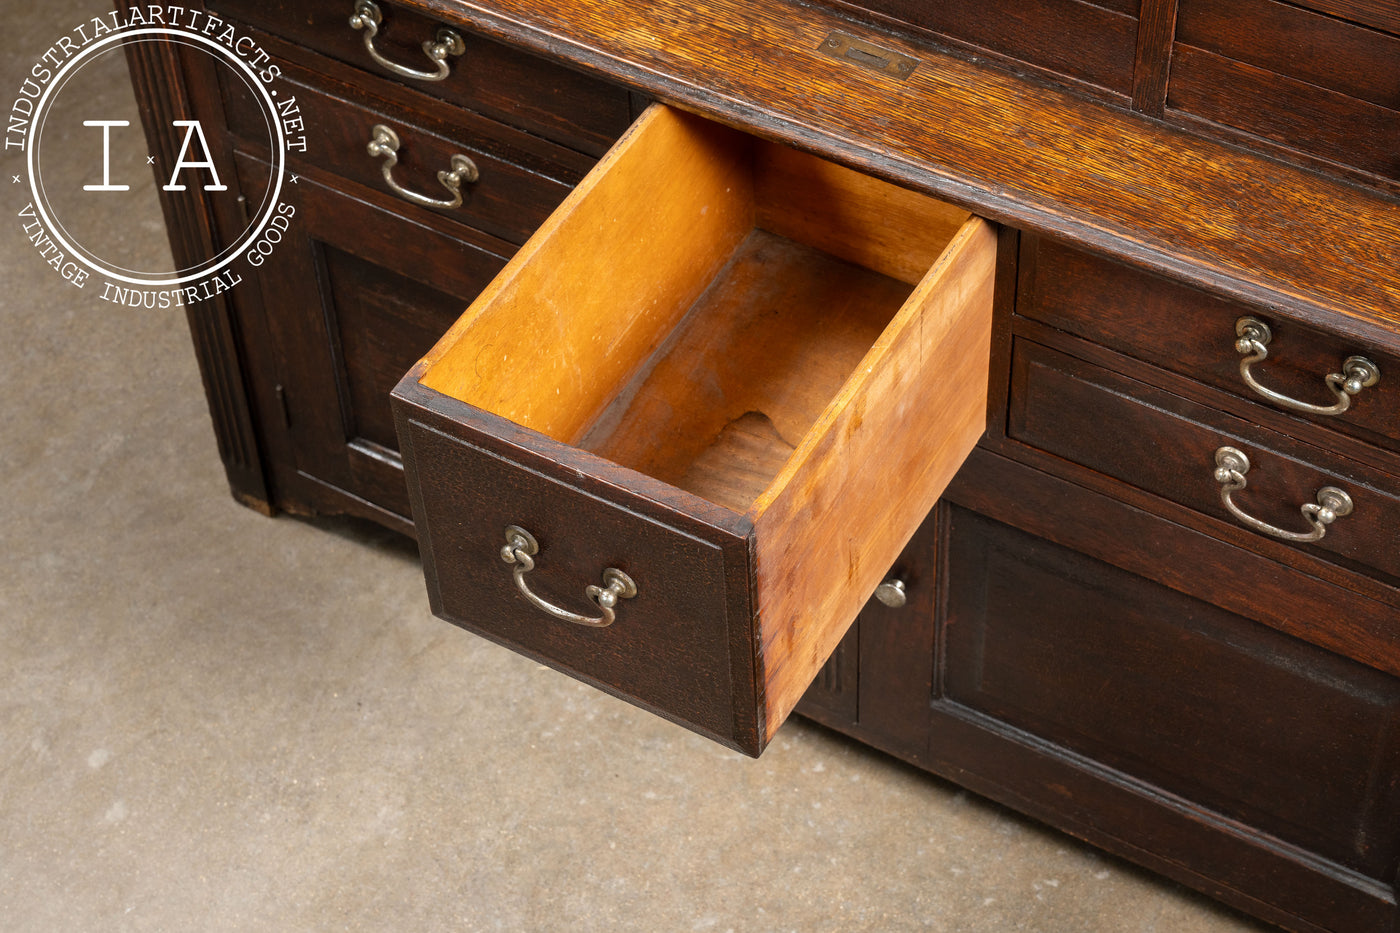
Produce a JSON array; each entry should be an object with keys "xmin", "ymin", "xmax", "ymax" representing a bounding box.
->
[{"xmin": 874, "ymin": 578, "xmax": 907, "ymax": 608}]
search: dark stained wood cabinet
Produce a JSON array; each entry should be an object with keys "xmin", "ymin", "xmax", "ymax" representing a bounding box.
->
[{"xmin": 122, "ymin": 0, "xmax": 1400, "ymax": 929}]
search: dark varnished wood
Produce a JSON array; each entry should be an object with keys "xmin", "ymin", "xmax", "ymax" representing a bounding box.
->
[
  {"xmin": 218, "ymin": 39, "xmax": 588, "ymax": 246},
  {"xmin": 937, "ymin": 451, "xmax": 1400, "ymax": 932},
  {"xmin": 1167, "ymin": 44, "xmax": 1400, "ymax": 185},
  {"xmin": 407, "ymin": 0, "xmax": 1400, "ymax": 351},
  {"xmin": 1008, "ymin": 339, "xmax": 1400, "ymax": 588},
  {"xmin": 1131, "ymin": 0, "xmax": 1178, "ymax": 115},
  {"xmin": 992, "ymin": 318, "xmax": 1400, "ymax": 619},
  {"xmin": 1018, "ymin": 235, "xmax": 1400, "ymax": 468},
  {"xmin": 119, "ymin": 5, "xmax": 271, "ymax": 511},
  {"xmin": 1169, "ymin": 0, "xmax": 1400, "ymax": 183},
  {"xmin": 233, "ymin": 152, "xmax": 513, "ymax": 525},
  {"xmin": 1291, "ymin": 0, "xmax": 1400, "ymax": 33},
  {"xmin": 942, "ymin": 505, "xmax": 1400, "ymax": 884},
  {"xmin": 207, "ymin": 0, "xmax": 634, "ymax": 155},
  {"xmin": 1177, "ymin": 0, "xmax": 1400, "ymax": 109},
  {"xmin": 124, "ymin": 1, "xmax": 1400, "ymax": 928},
  {"xmin": 826, "ymin": 0, "xmax": 1141, "ymax": 96},
  {"xmin": 394, "ymin": 380, "xmax": 764, "ymax": 753}
]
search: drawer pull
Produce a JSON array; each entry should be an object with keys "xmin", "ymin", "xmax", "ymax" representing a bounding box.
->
[
  {"xmin": 874, "ymin": 579, "xmax": 907, "ymax": 608},
  {"xmin": 366, "ymin": 124, "xmax": 479, "ymax": 210},
  {"xmin": 1212, "ymin": 446, "xmax": 1353, "ymax": 543},
  {"xmin": 500, "ymin": 525, "xmax": 637, "ymax": 628},
  {"xmin": 1234, "ymin": 316, "xmax": 1380, "ymax": 416},
  {"xmin": 349, "ymin": 0, "xmax": 465, "ymax": 82}
]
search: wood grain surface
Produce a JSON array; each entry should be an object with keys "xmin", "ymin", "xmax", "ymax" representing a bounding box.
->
[
  {"xmin": 751, "ymin": 217, "xmax": 995, "ymax": 738},
  {"xmin": 408, "ymin": 0, "xmax": 1400, "ymax": 348}
]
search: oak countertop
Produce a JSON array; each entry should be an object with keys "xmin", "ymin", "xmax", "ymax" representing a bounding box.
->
[{"xmin": 408, "ymin": 0, "xmax": 1400, "ymax": 348}]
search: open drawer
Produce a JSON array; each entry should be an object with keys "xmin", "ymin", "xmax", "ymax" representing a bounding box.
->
[{"xmin": 391, "ymin": 105, "xmax": 995, "ymax": 755}]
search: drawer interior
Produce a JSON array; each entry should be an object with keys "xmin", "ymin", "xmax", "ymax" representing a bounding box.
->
[
  {"xmin": 417, "ymin": 105, "xmax": 975, "ymax": 516},
  {"xmin": 397, "ymin": 104, "xmax": 994, "ymax": 751}
]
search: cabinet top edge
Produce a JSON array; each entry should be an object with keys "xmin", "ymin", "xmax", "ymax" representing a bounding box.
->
[{"xmin": 407, "ymin": 0, "xmax": 1400, "ymax": 346}]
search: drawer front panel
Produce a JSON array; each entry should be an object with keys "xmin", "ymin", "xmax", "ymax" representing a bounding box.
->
[
  {"xmin": 398, "ymin": 406, "xmax": 753, "ymax": 749},
  {"xmin": 219, "ymin": 55, "xmax": 581, "ymax": 245},
  {"xmin": 1177, "ymin": 0, "xmax": 1399, "ymax": 109},
  {"xmin": 943, "ymin": 501, "xmax": 1400, "ymax": 881},
  {"xmin": 206, "ymin": 0, "xmax": 633, "ymax": 155},
  {"xmin": 1170, "ymin": 0, "xmax": 1400, "ymax": 179},
  {"xmin": 1008, "ymin": 339, "xmax": 1400, "ymax": 585},
  {"xmin": 1018, "ymin": 236, "xmax": 1399, "ymax": 456},
  {"xmin": 832, "ymin": 0, "xmax": 1139, "ymax": 95}
]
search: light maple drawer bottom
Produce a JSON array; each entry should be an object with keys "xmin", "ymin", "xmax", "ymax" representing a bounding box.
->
[{"xmin": 392, "ymin": 105, "xmax": 995, "ymax": 755}]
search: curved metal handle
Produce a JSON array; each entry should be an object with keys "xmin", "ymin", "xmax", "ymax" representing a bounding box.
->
[
  {"xmin": 500, "ymin": 525, "xmax": 637, "ymax": 628},
  {"xmin": 1212, "ymin": 447, "xmax": 1353, "ymax": 544},
  {"xmin": 366, "ymin": 124, "xmax": 478, "ymax": 209},
  {"xmin": 349, "ymin": 0, "xmax": 464, "ymax": 82},
  {"xmin": 1234, "ymin": 316, "xmax": 1380, "ymax": 416},
  {"xmin": 873, "ymin": 578, "xmax": 907, "ymax": 608}
]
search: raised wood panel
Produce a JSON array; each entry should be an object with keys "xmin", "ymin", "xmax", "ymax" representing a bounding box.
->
[
  {"xmin": 943, "ymin": 503, "xmax": 1400, "ymax": 881},
  {"xmin": 207, "ymin": 0, "xmax": 634, "ymax": 155},
  {"xmin": 319, "ymin": 245, "xmax": 475, "ymax": 454},
  {"xmin": 939, "ymin": 450, "xmax": 1400, "ymax": 932},
  {"xmin": 236, "ymin": 153, "xmax": 513, "ymax": 522}
]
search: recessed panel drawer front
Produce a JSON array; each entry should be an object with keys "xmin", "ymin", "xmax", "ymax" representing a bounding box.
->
[
  {"xmin": 217, "ymin": 50, "xmax": 585, "ymax": 246},
  {"xmin": 205, "ymin": 0, "xmax": 633, "ymax": 155},
  {"xmin": 1018, "ymin": 236, "xmax": 1399, "ymax": 458},
  {"xmin": 942, "ymin": 500, "xmax": 1400, "ymax": 887},
  {"xmin": 392, "ymin": 105, "xmax": 997, "ymax": 755},
  {"xmin": 1008, "ymin": 339, "xmax": 1400, "ymax": 587}
]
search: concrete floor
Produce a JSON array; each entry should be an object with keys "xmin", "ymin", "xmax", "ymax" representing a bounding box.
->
[{"xmin": 1, "ymin": 3, "xmax": 1276, "ymax": 930}]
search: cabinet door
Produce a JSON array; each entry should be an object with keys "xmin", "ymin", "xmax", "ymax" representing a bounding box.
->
[
  {"xmin": 808, "ymin": 448, "xmax": 1400, "ymax": 933},
  {"xmin": 233, "ymin": 153, "xmax": 513, "ymax": 526}
]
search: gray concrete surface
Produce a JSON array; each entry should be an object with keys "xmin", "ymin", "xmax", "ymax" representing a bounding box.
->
[{"xmin": 0, "ymin": 3, "xmax": 1272, "ymax": 930}]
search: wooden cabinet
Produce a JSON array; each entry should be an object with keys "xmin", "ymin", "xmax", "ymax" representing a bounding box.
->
[{"xmin": 124, "ymin": 0, "xmax": 1400, "ymax": 929}]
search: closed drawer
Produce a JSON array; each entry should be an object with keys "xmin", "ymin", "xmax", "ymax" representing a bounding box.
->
[
  {"xmin": 206, "ymin": 0, "xmax": 632, "ymax": 155},
  {"xmin": 1009, "ymin": 339, "xmax": 1400, "ymax": 587},
  {"xmin": 218, "ymin": 48, "xmax": 587, "ymax": 245},
  {"xmin": 1018, "ymin": 236, "xmax": 1399, "ymax": 459},
  {"xmin": 830, "ymin": 0, "xmax": 1140, "ymax": 96},
  {"xmin": 1169, "ymin": 0, "xmax": 1400, "ymax": 180},
  {"xmin": 391, "ymin": 105, "xmax": 997, "ymax": 755}
]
